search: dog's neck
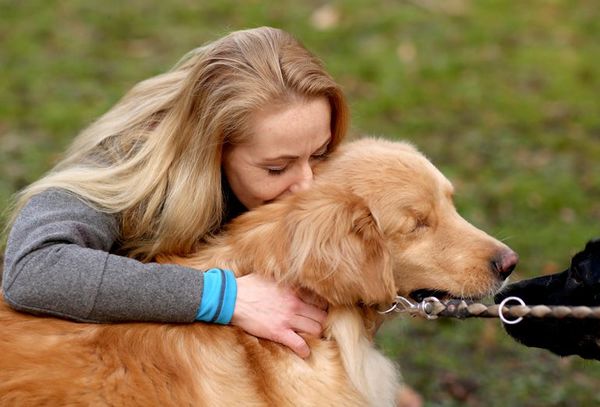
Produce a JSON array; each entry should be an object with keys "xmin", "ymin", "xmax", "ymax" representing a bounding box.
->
[
  {"xmin": 177, "ymin": 208, "xmax": 392, "ymax": 342},
  {"xmin": 163, "ymin": 224, "xmax": 400, "ymax": 405}
]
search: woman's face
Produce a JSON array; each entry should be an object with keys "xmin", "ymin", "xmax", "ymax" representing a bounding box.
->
[{"xmin": 222, "ymin": 97, "xmax": 332, "ymax": 210}]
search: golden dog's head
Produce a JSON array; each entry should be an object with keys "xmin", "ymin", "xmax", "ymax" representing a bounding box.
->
[{"xmin": 277, "ymin": 138, "xmax": 517, "ymax": 308}]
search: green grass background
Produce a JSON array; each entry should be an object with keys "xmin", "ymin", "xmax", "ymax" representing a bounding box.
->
[{"xmin": 1, "ymin": 1, "xmax": 599, "ymax": 405}]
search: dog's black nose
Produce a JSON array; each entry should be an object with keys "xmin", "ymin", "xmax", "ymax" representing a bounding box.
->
[{"xmin": 492, "ymin": 249, "xmax": 518, "ymax": 279}]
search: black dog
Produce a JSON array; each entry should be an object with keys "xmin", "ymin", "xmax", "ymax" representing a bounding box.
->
[{"xmin": 495, "ymin": 238, "xmax": 600, "ymax": 360}]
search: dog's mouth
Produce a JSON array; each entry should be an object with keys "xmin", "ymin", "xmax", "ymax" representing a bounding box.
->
[{"xmin": 409, "ymin": 289, "xmax": 460, "ymax": 303}]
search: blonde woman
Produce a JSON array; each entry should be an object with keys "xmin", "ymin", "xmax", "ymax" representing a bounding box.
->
[{"xmin": 2, "ymin": 27, "xmax": 349, "ymax": 359}]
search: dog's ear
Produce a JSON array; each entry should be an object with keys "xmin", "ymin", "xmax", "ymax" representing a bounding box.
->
[{"xmin": 282, "ymin": 185, "xmax": 396, "ymax": 306}]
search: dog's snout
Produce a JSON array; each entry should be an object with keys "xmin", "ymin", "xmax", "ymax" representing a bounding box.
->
[{"xmin": 492, "ymin": 249, "xmax": 519, "ymax": 279}]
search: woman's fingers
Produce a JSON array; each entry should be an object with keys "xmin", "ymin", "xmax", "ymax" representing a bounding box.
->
[
  {"xmin": 273, "ymin": 329, "xmax": 311, "ymax": 359},
  {"xmin": 290, "ymin": 314, "xmax": 323, "ymax": 337},
  {"xmin": 292, "ymin": 300, "xmax": 328, "ymax": 332},
  {"xmin": 296, "ymin": 287, "xmax": 329, "ymax": 311},
  {"xmin": 230, "ymin": 273, "xmax": 328, "ymax": 358}
]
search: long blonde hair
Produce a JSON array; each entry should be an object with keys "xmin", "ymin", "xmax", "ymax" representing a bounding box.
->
[{"xmin": 8, "ymin": 27, "xmax": 349, "ymax": 261}]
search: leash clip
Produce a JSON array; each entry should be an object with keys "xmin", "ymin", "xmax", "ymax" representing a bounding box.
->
[{"xmin": 378, "ymin": 296, "xmax": 442, "ymax": 319}]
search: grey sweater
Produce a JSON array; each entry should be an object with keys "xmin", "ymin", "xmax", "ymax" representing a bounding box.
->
[{"xmin": 2, "ymin": 189, "xmax": 204, "ymax": 323}]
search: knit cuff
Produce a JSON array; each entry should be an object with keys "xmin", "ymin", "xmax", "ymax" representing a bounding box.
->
[{"xmin": 195, "ymin": 268, "xmax": 237, "ymax": 324}]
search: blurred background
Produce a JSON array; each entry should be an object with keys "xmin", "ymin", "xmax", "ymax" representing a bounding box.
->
[{"xmin": 1, "ymin": 0, "xmax": 599, "ymax": 405}]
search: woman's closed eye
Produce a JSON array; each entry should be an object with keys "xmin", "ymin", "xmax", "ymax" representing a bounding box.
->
[
  {"xmin": 310, "ymin": 151, "xmax": 328, "ymax": 162},
  {"xmin": 264, "ymin": 145, "xmax": 329, "ymax": 176},
  {"xmin": 267, "ymin": 165, "xmax": 288, "ymax": 175},
  {"xmin": 309, "ymin": 144, "xmax": 330, "ymax": 162}
]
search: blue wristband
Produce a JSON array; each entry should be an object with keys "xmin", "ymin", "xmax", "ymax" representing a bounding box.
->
[{"xmin": 195, "ymin": 268, "xmax": 237, "ymax": 324}]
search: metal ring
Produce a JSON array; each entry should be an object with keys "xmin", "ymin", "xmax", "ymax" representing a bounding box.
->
[{"xmin": 498, "ymin": 296, "xmax": 525, "ymax": 325}]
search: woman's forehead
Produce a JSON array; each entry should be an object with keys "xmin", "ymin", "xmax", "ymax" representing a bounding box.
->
[{"xmin": 244, "ymin": 97, "xmax": 332, "ymax": 156}]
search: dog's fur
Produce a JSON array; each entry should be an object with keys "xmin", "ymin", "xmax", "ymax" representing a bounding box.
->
[
  {"xmin": 495, "ymin": 238, "xmax": 600, "ymax": 360},
  {"xmin": 0, "ymin": 138, "xmax": 517, "ymax": 406}
]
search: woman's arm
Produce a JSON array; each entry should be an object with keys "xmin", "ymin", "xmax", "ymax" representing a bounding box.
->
[
  {"xmin": 2, "ymin": 189, "xmax": 327, "ymax": 357},
  {"xmin": 2, "ymin": 189, "xmax": 203, "ymax": 323}
]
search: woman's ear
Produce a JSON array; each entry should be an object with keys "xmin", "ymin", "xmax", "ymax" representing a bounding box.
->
[{"xmin": 283, "ymin": 186, "xmax": 396, "ymax": 306}]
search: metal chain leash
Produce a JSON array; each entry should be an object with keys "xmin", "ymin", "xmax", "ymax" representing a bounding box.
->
[{"xmin": 378, "ymin": 296, "xmax": 600, "ymax": 325}]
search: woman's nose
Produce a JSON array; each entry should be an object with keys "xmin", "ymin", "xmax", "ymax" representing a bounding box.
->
[{"xmin": 289, "ymin": 163, "xmax": 313, "ymax": 193}]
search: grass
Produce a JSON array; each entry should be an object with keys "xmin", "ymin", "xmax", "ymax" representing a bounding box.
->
[{"xmin": 1, "ymin": 1, "xmax": 599, "ymax": 405}]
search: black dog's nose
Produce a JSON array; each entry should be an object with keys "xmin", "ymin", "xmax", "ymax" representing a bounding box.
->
[{"xmin": 492, "ymin": 249, "xmax": 518, "ymax": 279}]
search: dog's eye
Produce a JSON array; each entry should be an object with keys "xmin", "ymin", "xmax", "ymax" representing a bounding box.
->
[
  {"xmin": 399, "ymin": 213, "xmax": 430, "ymax": 234},
  {"xmin": 411, "ymin": 218, "xmax": 429, "ymax": 233}
]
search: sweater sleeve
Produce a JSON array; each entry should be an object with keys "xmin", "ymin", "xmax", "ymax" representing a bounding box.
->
[{"xmin": 2, "ymin": 189, "xmax": 204, "ymax": 323}]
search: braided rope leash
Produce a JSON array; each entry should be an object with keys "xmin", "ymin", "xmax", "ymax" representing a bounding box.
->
[{"xmin": 378, "ymin": 296, "xmax": 600, "ymax": 325}]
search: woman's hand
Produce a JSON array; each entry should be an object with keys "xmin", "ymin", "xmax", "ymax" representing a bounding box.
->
[{"xmin": 230, "ymin": 274, "xmax": 328, "ymax": 358}]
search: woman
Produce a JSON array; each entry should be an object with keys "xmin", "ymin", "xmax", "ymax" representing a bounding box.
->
[{"xmin": 2, "ymin": 27, "xmax": 349, "ymax": 359}]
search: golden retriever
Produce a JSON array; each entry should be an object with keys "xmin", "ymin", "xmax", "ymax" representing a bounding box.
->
[{"xmin": 0, "ymin": 138, "xmax": 518, "ymax": 406}]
